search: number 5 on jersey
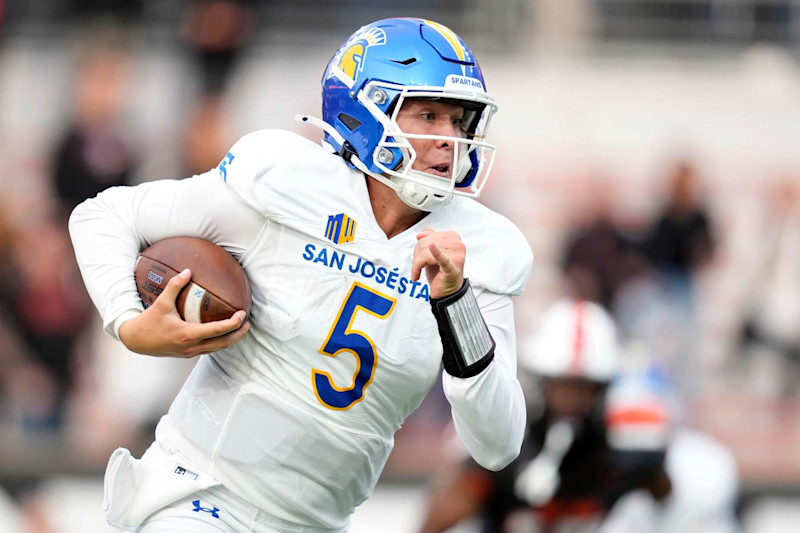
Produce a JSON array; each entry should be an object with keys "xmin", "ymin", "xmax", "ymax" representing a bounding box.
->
[{"xmin": 313, "ymin": 282, "xmax": 396, "ymax": 410}]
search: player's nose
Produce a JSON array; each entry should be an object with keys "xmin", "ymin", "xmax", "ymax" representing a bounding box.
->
[
  {"xmin": 435, "ymin": 119, "xmax": 460, "ymax": 138},
  {"xmin": 433, "ymin": 121, "xmax": 459, "ymax": 150}
]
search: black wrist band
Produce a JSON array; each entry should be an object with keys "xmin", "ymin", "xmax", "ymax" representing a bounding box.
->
[{"xmin": 430, "ymin": 279, "xmax": 496, "ymax": 378}]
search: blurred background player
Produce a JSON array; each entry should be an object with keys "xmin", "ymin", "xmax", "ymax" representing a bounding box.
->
[
  {"xmin": 600, "ymin": 363, "xmax": 739, "ymax": 533},
  {"xmin": 418, "ymin": 300, "xmax": 662, "ymax": 533},
  {"xmin": 418, "ymin": 299, "xmax": 739, "ymax": 533}
]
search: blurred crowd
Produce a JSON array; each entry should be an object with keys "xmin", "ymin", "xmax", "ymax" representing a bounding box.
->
[
  {"xmin": 0, "ymin": 2, "xmax": 256, "ymax": 529},
  {"xmin": 1, "ymin": 0, "xmax": 254, "ymax": 432},
  {"xmin": 2, "ymin": 1, "xmax": 800, "ymax": 532}
]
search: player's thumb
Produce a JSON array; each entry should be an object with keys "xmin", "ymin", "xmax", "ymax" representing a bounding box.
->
[{"xmin": 159, "ymin": 268, "xmax": 192, "ymax": 306}]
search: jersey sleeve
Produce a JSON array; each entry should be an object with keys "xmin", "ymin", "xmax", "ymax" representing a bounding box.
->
[
  {"xmin": 442, "ymin": 287, "xmax": 527, "ymax": 471},
  {"xmin": 68, "ymin": 169, "xmax": 265, "ymax": 339}
]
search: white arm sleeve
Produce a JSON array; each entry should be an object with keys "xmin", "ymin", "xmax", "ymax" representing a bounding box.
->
[
  {"xmin": 442, "ymin": 288, "xmax": 526, "ymax": 471},
  {"xmin": 68, "ymin": 170, "xmax": 265, "ymax": 339}
]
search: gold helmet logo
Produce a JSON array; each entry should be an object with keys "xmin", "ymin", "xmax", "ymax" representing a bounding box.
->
[
  {"xmin": 339, "ymin": 43, "xmax": 366, "ymax": 80},
  {"xmin": 331, "ymin": 27, "xmax": 386, "ymax": 83}
]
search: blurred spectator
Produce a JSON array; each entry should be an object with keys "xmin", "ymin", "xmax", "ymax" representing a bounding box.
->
[
  {"xmin": 0, "ymin": 204, "xmax": 16, "ymax": 313},
  {"xmin": 561, "ymin": 177, "xmax": 648, "ymax": 311},
  {"xmin": 179, "ymin": 1, "xmax": 251, "ymax": 177},
  {"xmin": 642, "ymin": 160, "xmax": 715, "ymax": 294},
  {"xmin": 624, "ymin": 160, "xmax": 715, "ymax": 413},
  {"xmin": 739, "ymin": 176, "xmax": 800, "ymax": 397},
  {"xmin": 182, "ymin": 93, "xmax": 235, "ymax": 176},
  {"xmin": 4, "ymin": 216, "xmax": 92, "ymax": 430},
  {"xmin": 0, "ymin": 207, "xmax": 32, "ymax": 406},
  {"xmin": 52, "ymin": 49, "xmax": 137, "ymax": 216},
  {"xmin": 181, "ymin": 0, "xmax": 255, "ymax": 95}
]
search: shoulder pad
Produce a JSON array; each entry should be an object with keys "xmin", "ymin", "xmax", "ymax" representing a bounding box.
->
[
  {"xmin": 446, "ymin": 199, "xmax": 533, "ymax": 296},
  {"xmin": 217, "ymin": 130, "xmax": 344, "ymax": 216}
]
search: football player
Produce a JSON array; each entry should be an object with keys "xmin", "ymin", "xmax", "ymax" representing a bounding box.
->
[
  {"xmin": 69, "ymin": 18, "xmax": 532, "ymax": 532},
  {"xmin": 599, "ymin": 368, "xmax": 739, "ymax": 533},
  {"xmin": 417, "ymin": 300, "xmax": 671, "ymax": 533}
]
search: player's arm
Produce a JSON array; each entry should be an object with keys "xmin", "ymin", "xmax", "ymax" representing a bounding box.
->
[
  {"xmin": 442, "ymin": 291, "xmax": 526, "ymax": 470},
  {"xmin": 412, "ymin": 229, "xmax": 527, "ymax": 471},
  {"xmin": 69, "ymin": 166, "xmax": 264, "ymax": 357}
]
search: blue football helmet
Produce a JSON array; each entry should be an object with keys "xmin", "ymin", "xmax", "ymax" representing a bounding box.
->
[{"xmin": 298, "ymin": 18, "xmax": 497, "ymax": 211}]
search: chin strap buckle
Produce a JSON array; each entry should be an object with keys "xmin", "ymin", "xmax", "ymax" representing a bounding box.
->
[{"xmin": 337, "ymin": 141, "xmax": 357, "ymax": 163}]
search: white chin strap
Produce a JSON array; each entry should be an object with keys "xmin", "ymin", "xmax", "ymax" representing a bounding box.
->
[
  {"xmin": 296, "ymin": 114, "xmax": 453, "ymax": 212},
  {"xmin": 367, "ymin": 173, "xmax": 452, "ymax": 211}
]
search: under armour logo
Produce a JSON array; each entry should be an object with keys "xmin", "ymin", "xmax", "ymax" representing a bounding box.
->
[{"xmin": 192, "ymin": 500, "xmax": 220, "ymax": 518}]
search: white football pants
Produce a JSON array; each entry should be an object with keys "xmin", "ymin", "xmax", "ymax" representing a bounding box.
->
[{"xmin": 104, "ymin": 439, "xmax": 340, "ymax": 532}]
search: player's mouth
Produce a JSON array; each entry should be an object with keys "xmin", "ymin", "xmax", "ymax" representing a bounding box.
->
[{"xmin": 427, "ymin": 163, "xmax": 451, "ymax": 178}]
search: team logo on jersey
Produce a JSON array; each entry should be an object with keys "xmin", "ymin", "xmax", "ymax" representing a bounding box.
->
[
  {"xmin": 218, "ymin": 152, "xmax": 235, "ymax": 182},
  {"xmin": 329, "ymin": 27, "xmax": 386, "ymax": 83},
  {"xmin": 325, "ymin": 213, "xmax": 356, "ymax": 244}
]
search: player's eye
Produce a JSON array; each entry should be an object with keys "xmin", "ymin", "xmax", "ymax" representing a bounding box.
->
[{"xmin": 420, "ymin": 112, "xmax": 435, "ymax": 121}]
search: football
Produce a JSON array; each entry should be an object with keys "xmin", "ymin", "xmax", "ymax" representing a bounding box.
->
[{"xmin": 134, "ymin": 237, "xmax": 251, "ymax": 323}]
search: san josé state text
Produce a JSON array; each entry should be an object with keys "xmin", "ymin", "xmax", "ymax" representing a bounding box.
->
[{"xmin": 302, "ymin": 243, "xmax": 430, "ymax": 302}]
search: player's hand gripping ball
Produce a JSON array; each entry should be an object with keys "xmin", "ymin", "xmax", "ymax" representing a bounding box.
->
[{"xmin": 135, "ymin": 237, "xmax": 251, "ymax": 323}]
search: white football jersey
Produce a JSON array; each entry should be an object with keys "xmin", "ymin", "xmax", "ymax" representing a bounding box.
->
[{"xmin": 70, "ymin": 130, "xmax": 532, "ymax": 530}]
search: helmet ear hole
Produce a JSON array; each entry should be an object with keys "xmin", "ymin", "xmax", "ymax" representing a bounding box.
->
[{"xmin": 337, "ymin": 113, "xmax": 362, "ymax": 131}]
